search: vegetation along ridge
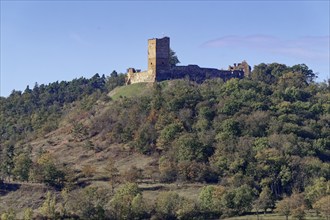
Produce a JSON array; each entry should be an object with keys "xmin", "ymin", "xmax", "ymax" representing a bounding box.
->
[{"xmin": 0, "ymin": 62, "xmax": 329, "ymax": 220}]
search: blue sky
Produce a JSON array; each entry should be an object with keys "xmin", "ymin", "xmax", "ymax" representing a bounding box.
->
[{"xmin": 1, "ymin": 1, "xmax": 329, "ymax": 97}]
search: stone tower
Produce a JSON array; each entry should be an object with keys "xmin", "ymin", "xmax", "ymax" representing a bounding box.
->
[{"xmin": 148, "ymin": 37, "xmax": 170, "ymax": 73}]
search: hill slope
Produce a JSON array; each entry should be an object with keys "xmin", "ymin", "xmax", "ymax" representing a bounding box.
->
[
  {"xmin": 0, "ymin": 63, "xmax": 329, "ymax": 219},
  {"xmin": 109, "ymin": 82, "xmax": 151, "ymax": 100}
]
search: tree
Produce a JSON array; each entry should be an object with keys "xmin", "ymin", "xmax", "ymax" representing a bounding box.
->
[
  {"xmin": 260, "ymin": 186, "xmax": 274, "ymax": 212},
  {"xmin": 221, "ymin": 185, "xmax": 255, "ymax": 216},
  {"xmin": 39, "ymin": 191, "xmax": 57, "ymax": 219},
  {"xmin": 156, "ymin": 122, "xmax": 183, "ymax": 150},
  {"xmin": 30, "ymin": 152, "xmax": 65, "ymax": 188},
  {"xmin": 174, "ymin": 133, "xmax": 206, "ymax": 162},
  {"xmin": 106, "ymin": 72, "xmax": 126, "ymax": 91},
  {"xmin": 290, "ymin": 64, "xmax": 316, "ymax": 84},
  {"xmin": 254, "ymin": 186, "xmax": 274, "ymax": 217},
  {"xmin": 305, "ymin": 177, "xmax": 329, "ymax": 207},
  {"xmin": 13, "ymin": 152, "xmax": 32, "ymax": 181},
  {"xmin": 159, "ymin": 156, "xmax": 177, "ymax": 182},
  {"xmin": 155, "ymin": 191, "xmax": 182, "ymax": 219},
  {"xmin": 276, "ymin": 193, "xmax": 306, "ymax": 220},
  {"xmin": 104, "ymin": 159, "xmax": 120, "ymax": 193},
  {"xmin": 1, "ymin": 143, "xmax": 15, "ymax": 181},
  {"xmin": 1, "ymin": 209, "xmax": 16, "ymax": 220},
  {"xmin": 110, "ymin": 182, "xmax": 141, "ymax": 219},
  {"xmin": 251, "ymin": 63, "xmax": 275, "ymax": 84},
  {"xmin": 23, "ymin": 208, "xmax": 33, "ymax": 220},
  {"xmin": 122, "ymin": 165, "xmax": 143, "ymax": 183},
  {"xmin": 169, "ymin": 48, "xmax": 180, "ymax": 67},
  {"xmin": 110, "ymin": 70, "xmax": 118, "ymax": 78},
  {"xmin": 176, "ymin": 198, "xmax": 198, "ymax": 220},
  {"xmin": 313, "ymin": 196, "xmax": 330, "ymax": 220},
  {"xmin": 199, "ymin": 186, "xmax": 216, "ymax": 213},
  {"xmin": 133, "ymin": 122, "xmax": 157, "ymax": 154},
  {"xmin": 72, "ymin": 187, "xmax": 108, "ymax": 220},
  {"xmin": 59, "ymin": 188, "xmax": 69, "ymax": 218},
  {"xmin": 291, "ymin": 206, "xmax": 305, "ymax": 220},
  {"xmin": 177, "ymin": 160, "xmax": 209, "ymax": 182},
  {"xmin": 198, "ymin": 185, "xmax": 226, "ymax": 217},
  {"xmin": 131, "ymin": 193, "xmax": 148, "ymax": 219},
  {"xmin": 275, "ymin": 197, "xmax": 291, "ymax": 220}
]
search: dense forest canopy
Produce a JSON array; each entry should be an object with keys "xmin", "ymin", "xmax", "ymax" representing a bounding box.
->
[{"xmin": 0, "ymin": 63, "xmax": 329, "ymax": 219}]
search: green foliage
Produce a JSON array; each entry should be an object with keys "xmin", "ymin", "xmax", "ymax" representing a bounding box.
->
[
  {"xmin": 1, "ymin": 209, "xmax": 16, "ymax": 220},
  {"xmin": 177, "ymin": 161, "xmax": 213, "ymax": 182},
  {"xmin": 219, "ymin": 119, "xmax": 241, "ymax": 137},
  {"xmin": 174, "ymin": 133, "xmax": 206, "ymax": 162},
  {"xmin": 155, "ymin": 191, "xmax": 183, "ymax": 219},
  {"xmin": 254, "ymin": 186, "xmax": 275, "ymax": 216},
  {"xmin": 131, "ymin": 193, "xmax": 148, "ymax": 219},
  {"xmin": 23, "ymin": 208, "xmax": 33, "ymax": 220},
  {"xmin": 275, "ymin": 193, "xmax": 306, "ymax": 220},
  {"xmin": 106, "ymin": 71, "xmax": 126, "ymax": 91},
  {"xmin": 39, "ymin": 191, "xmax": 57, "ymax": 219},
  {"xmin": 0, "ymin": 74, "xmax": 107, "ymax": 146},
  {"xmin": 1, "ymin": 143, "xmax": 15, "ymax": 180},
  {"xmin": 159, "ymin": 156, "xmax": 177, "ymax": 182},
  {"xmin": 305, "ymin": 177, "xmax": 330, "ymax": 206},
  {"xmin": 169, "ymin": 48, "xmax": 180, "ymax": 67},
  {"xmin": 198, "ymin": 185, "xmax": 255, "ymax": 217},
  {"xmin": 198, "ymin": 186, "xmax": 217, "ymax": 213},
  {"xmin": 110, "ymin": 182, "xmax": 143, "ymax": 219},
  {"xmin": 59, "ymin": 188, "xmax": 69, "ymax": 217},
  {"xmin": 157, "ymin": 122, "xmax": 183, "ymax": 150},
  {"xmin": 29, "ymin": 153, "xmax": 65, "ymax": 188},
  {"xmin": 133, "ymin": 122, "xmax": 157, "ymax": 154},
  {"xmin": 13, "ymin": 152, "xmax": 32, "ymax": 181},
  {"xmin": 275, "ymin": 197, "xmax": 291, "ymax": 219},
  {"xmin": 176, "ymin": 198, "xmax": 198, "ymax": 220},
  {"xmin": 72, "ymin": 187, "xmax": 109, "ymax": 220},
  {"xmin": 221, "ymin": 185, "xmax": 256, "ymax": 216},
  {"xmin": 313, "ymin": 195, "xmax": 330, "ymax": 220}
]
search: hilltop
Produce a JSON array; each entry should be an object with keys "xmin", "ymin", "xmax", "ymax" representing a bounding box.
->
[{"xmin": 0, "ymin": 63, "xmax": 329, "ymax": 219}]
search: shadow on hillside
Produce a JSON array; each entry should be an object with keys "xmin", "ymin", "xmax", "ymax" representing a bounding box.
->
[
  {"xmin": 0, "ymin": 182, "xmax": 21, "ymax": 196},
  {"xmin": 139, "ymin": 185, "xmax": 164, "ymax": 191}
]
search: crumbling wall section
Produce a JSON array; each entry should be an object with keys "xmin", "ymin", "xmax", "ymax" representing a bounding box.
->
[
  {"xmin": 126, "ymin": 70, "xmax": 155, "ymax": 85},
  {"xmin": 155, "ymin": 65, "xmax": 244, "ymax": 82}
]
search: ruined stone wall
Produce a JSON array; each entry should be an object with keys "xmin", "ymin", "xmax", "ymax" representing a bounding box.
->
[
  {"xmin": 126, "ymin": 37, "xmax": 246, "ymax": 85},
  {"xmin": 155, "ymin": 65, "xmax": 244, "ymax": 83},
  {"xmin": 126, "ymin": 70, "xmax": 155, "ymax": 84},
  {"xmin": 228, "ymin": 60, "xmax": 251, "ymax": 77}
]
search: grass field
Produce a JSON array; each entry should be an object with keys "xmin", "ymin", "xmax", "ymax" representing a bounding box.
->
[{"xmin": 109, "ymin": 82, "xmax": 151, "ymax": 100}]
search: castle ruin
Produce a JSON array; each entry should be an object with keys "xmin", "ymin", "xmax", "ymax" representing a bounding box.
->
[{"xmin": 126, "ymin": 37, "xmax": 250, "ymax": 84}]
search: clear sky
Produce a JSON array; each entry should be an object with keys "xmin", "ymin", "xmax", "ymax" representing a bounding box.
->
[{"xmin": 1, "ymin": 1, "xmax": 329, "ymax": 97}]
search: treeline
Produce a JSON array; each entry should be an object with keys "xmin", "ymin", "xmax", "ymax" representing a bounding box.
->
[
  {"xmin": 0, "ymin": 72, "xmax": 125, "ymax": 185},
  {"xmin": 0, "ymin": 72, "xmax": 125, "ymax": 143}
]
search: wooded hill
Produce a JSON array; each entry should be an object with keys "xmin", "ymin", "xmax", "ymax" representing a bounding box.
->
[{"xmin": 0, "ymin": 63, "xmax": 329, "ymax": 219}]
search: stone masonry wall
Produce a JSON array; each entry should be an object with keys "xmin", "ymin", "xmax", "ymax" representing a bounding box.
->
[
  {"xmin": 126, "ymin": 70, "xmax": 155, "ymax": 84},
  {"xmin": 156, "ymin": 65, "xmax": 244, "ymax": 82},
  {"xmin": 126, "ymin": 65, "xmax": 244, "ymax": 84}
]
